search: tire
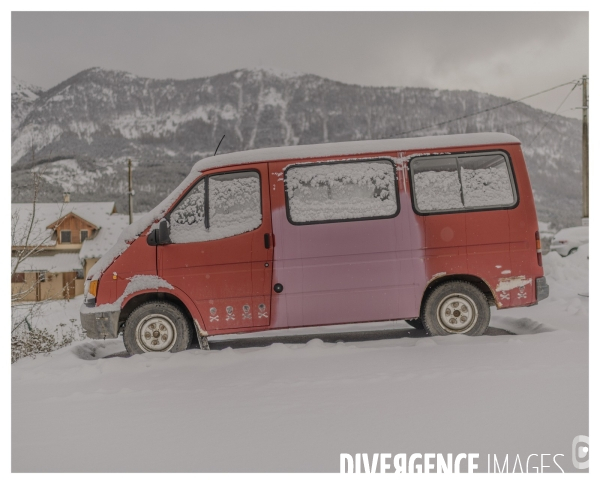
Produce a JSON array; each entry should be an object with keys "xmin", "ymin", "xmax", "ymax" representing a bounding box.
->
[
  {"xmin": 123, "ymin": 301, "xmax": 193, "ymax": 355},
  {"xmin": 421, "ymin": 281, "xmax": 490, "ymax": 336},
  {"xmin": 404, "ymin": 318, "xmax": 424, "ymax": 329}
]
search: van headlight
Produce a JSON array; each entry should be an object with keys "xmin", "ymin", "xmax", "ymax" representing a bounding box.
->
[
  {"xmin": 84, "ymin": 279, "xmax": 98, "ymax": 301},
  {"xmin": 89, "ymin": 280, "xmax": 98, "ymax": 297}
]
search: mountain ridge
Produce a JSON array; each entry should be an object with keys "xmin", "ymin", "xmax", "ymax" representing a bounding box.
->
[{"xmin": 11, "ymin": 75, "xmax": 43, "ymax": 134}]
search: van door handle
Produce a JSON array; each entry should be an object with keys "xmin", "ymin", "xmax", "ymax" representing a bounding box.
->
[{"xmin": 264, "ymin": 233, "xmax": 271, "ymax": 249}]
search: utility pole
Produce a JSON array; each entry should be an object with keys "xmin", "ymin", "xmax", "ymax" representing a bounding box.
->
[
  {"xmin": 582, "ymin": 75, "xmax": 589, "ymax": 225},
  {"xmin": 128, "ymin": 158, "xmax": 134, "ymax": 225}
]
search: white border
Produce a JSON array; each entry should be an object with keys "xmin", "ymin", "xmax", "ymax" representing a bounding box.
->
[{"xmin": 4, "ymin": 3, "xmax": 595, "ymax": 483}]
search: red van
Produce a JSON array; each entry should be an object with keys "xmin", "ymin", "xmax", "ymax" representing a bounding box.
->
[{"xmin": 80, "ymin": 133, "xmax": 548, "ymax": 354}]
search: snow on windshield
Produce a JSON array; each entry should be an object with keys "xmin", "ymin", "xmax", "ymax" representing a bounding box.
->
[
  {"xmin": 286, "ymin": 160, "xmax": 397, "ymax": 223},
  {"xmin": 170, "ymin": 178, "xmax": 206, "ymax": 232},
  {"xmin": 170, "ymin": 172, "xmax": 262, "ymax": 243}
]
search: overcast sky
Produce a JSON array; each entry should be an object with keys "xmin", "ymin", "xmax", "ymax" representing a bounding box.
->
[{"xmin": 12, "ymin": 11, "xmax": 588, "ymax": 118}]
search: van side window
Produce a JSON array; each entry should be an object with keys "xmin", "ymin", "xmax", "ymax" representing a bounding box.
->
[
  {"xmin": 411, "ymin": 157, "xmax": 463, "ymax": 212},
  {"xmin": 169, "ymin": 171, "xmax": 262, "ymax": 243},
  {"xmin": 459, "ymin": 154, "xmax": 515, "ymax": 208},
  {"xmin": 285, "ymin": 159, "xmax": 399, "ymax": 224},
  {"xmin": 411, "ymin": 152, "xmax": 516, "ymax": 214}
]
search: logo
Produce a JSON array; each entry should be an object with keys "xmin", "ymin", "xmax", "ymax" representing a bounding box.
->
[
  {"xmin": 340, "ymin": 453, "xmax": 479, "ymax": 473},
  {"xmin": 572, "ymin": 435, "xmax": 589, "ymax": 470}
]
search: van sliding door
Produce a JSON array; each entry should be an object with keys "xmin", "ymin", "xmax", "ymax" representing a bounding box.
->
[{"xmin": 268, "ymin": 158, "xmax": 413, "ymax": 328}]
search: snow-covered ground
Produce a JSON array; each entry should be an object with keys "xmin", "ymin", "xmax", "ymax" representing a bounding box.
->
[{"xmin": 12, "ymin": 248, "xmax": 588, "ymax": 472}]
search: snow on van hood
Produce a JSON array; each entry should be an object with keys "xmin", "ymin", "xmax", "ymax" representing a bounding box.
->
[{"xmin": 87, "ymin": 132, "xmax": 520, "ymax": 281}]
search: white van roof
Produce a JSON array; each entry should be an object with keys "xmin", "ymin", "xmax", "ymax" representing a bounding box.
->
[{"xmin": 194, "ymin": 132, "xmax": 520, "ymax": 172}]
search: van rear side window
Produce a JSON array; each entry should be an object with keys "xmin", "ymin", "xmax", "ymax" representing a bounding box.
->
[
  {"xmin": 411, "ymin": 152, "xmax": 517, "ymax": 214},
  {"xmin": 285, "ymin": 159, "xmax": 399, "ymax": 224},
  {"xmin": 169, "ymin": 171, "xmax": 262, "ymax": 243}
]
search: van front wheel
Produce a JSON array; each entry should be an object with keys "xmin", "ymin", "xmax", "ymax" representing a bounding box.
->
[
  {"xmin": 123, "ymin": 301, "xmax": 193, "ymax": 355},
  {"xmin": 421, "ymin": 281, "xmax": 490, "ymax": 336}
]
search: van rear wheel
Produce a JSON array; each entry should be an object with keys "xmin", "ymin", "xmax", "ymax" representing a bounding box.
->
[
  {"xmin": 421, "ymin": 281, "xmax": 490, "ymax": 336},
  {"xmin": 123, "ymin": 301, "xmax": 193, "ymax": 355}
]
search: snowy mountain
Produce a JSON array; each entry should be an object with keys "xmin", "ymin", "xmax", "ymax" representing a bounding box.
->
[
  {"xmin": 11, "ymin": 76, "xmax": 43, "ymax": 134},
  {"xmin": 11, "ymin": 67, "xmax": 583, "ymax": 228}
]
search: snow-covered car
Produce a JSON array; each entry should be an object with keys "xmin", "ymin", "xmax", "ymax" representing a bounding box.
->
[{"xmin": 550, "ymin": 226, "xmax": 589, "ymax": 257}]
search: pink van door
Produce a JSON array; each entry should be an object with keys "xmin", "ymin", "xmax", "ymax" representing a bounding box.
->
[
  {"xmin": 158, "ymin": 163, "xmax": 274, "ymax": 333},
  {"xmin": 268, "ymin": 158, "xmax": 417, "ymax": 328}
]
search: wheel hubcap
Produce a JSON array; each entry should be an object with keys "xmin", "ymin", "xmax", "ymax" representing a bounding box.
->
[
  {"xmin": 136, "ymin": 315, "xmax": 177, "ymax": 352},
  {"xmin": 437, "ymin": 294, "xmax": 478, "ymax": 333}
]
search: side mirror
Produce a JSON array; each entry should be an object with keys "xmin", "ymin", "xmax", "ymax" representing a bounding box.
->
[
  {"xmin": 147, "ymin": 229, "xmax": 158, "ymax": 246},
  {"xmin": 158, "ymin": 219, "xmax": 170, "ymax": 244},
  {"xmin": 146, "ymin": 219, "xmax": 171, "ymax": 246}
]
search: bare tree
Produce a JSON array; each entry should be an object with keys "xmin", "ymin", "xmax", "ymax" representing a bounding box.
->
[
  {"xmin": 12, "ymin": 135, "xmax": 66, "ymax": 303},
  {"xmin": 11, "ymin": 142, "xmax": 84, "ymax": 362}
]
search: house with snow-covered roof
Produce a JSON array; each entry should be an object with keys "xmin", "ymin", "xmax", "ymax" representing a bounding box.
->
[{"xmin": 11, "ymin": 196, "xmax": 132, "ymax": 301}]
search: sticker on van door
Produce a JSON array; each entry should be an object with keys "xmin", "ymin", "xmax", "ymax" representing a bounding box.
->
[
  {"xmin": 258, "ymin": 303, "xmax": 268, "ymax": 319},
  {"xmin": 225, "ymin": 306, "xmax": 236, "ymax": 321}
]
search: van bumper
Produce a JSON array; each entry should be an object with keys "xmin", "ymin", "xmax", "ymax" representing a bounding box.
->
[
  {"xmin": 80, "ymin": 300, "xmax": 120, "ymax": 339},
  {"xmin": 535, "ymin": 276, "xmax": 550, "ymax": 302}
]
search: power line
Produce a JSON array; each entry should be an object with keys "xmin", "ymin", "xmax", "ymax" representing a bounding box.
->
[
  {"xmin": 396, "ymin": 79, "xmax": 581, "ymax": 137},
  {"xmin": 529, "ymin": 81, "xmax": 580, "ymax": 145}
]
